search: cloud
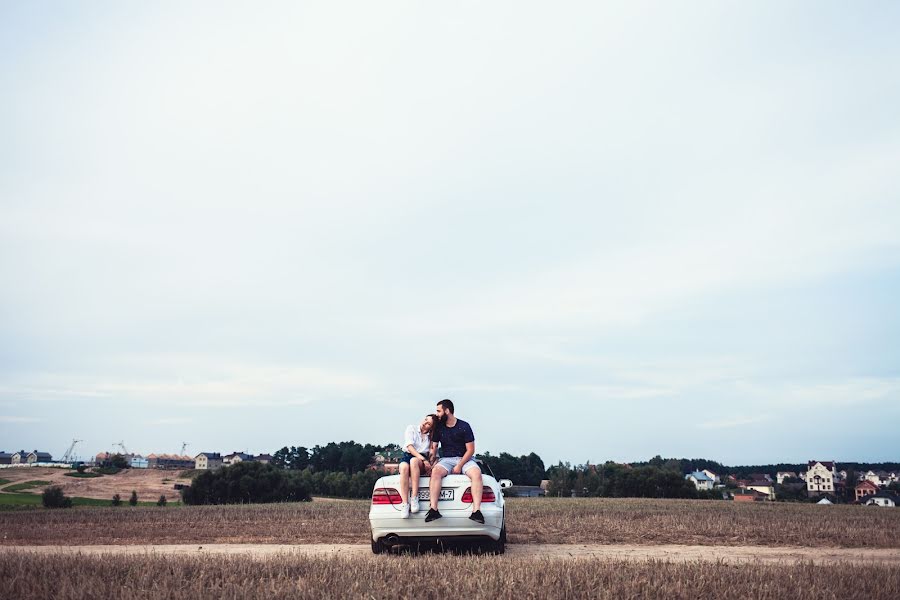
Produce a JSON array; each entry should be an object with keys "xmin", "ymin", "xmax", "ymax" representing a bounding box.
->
[{"xmin": 0, "ymin": 415, "xmax": 41, "ymax": 423}]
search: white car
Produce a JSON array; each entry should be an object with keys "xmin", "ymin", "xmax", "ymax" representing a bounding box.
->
[{"xmin": 369, "ymin": 471, "xmax": 506, "ymax": 554}]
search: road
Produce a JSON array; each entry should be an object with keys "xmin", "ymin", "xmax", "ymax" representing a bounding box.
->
[{"xmin": 3, "ymin": 543, "xmax": 899, "ymax": 565}]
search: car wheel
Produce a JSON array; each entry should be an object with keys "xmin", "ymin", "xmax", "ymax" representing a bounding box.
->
[
  {"xmin": 491, "ymin": 526, "xmax": 506, "ymax": 555},
  {"xmin": 371, "ymin": 537, "xmax": 386, "ymax": 554}
]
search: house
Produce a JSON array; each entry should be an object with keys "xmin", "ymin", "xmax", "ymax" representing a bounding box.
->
[
  {"xmin": 11, "ymin": 451, "xmax": 27, "ymax": 464},
  {"xmin": 776, "ymin": 471, "xmax": 797, "ymax": 484},
  {"xmin": 0, "ymin": 451, "xmax": 12, "ymax": 465},
  {"xmin": 817, "ymin": 497, "xmax": 833, "ymax": 505},
  {"xmin": 223, "ymin": 452, "xmax": 253, "ymax": 466},
  {"xmin": 864, "ymin": 470, "xmax": 890, "ymax": 487},
  {"xmin": 807, "ymin": 461, "xmax": 837, "ymax": 496},
  {"xmin": 733, "ymin": 489, "xmax": 768, "ymax": 502},
  {"xmin": 685, "ymin": 471, "xmax": 714, "ymax": 491},
  {"xmin": 255, "ymin": 454, "xmax": 272, "ymax": 464},
  {"xmin": 195, "ymin": 452, "xmax": 223, "ymax": 470},
  {"xmin": 748, "ymin": 473, "xmax": 773, "ymax": 483},
  {"xmin": 701, "ymin": 469, "xmax": 720, "ymax": 484},
  {"xmin": 864, "ymin": 492, "xmax": 899, "ymax": 508},
  {"xmin": 26, "ymin": 450, "xmax": 52, "ymax": 464},
  {"xmin": 855, "ymin": 480, "xmax": 880, "ymax": 502},
  {"xmin": 370, "ymin": 450, "xmax": 404, "ymax": 474},
  {"xmin": 746, "ymin": 480, "xmax": 775, "ymax": 501}
]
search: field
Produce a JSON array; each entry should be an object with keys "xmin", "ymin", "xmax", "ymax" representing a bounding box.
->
[
  {"xmin": 2, "ymin": 552, "xmax": 899, "ymax": 600},
  {"xmin": 0, "ymin": 467, "xmax": 183, "ymax": 504},
  {"xmin": 2, "ymin": 497, "xmax": 899, "ymax": 548}
]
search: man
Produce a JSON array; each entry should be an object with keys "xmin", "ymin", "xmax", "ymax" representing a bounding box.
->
[{"xmin": 425, "ymin": 398, "xmax": 484, "ymax": 524}]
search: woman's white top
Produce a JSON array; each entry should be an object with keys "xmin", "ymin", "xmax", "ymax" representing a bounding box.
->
[{"xmin": 403, "ymin": 425, "xmax": 431, "ymax": 455}]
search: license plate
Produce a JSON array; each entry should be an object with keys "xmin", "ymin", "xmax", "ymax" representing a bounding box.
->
[{"xmin": 417, "ymin": 489, "xmax": 454, "ymax": 501}]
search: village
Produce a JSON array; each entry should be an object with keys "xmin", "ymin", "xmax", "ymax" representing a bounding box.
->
[{"xmin": 3, "ymin": 446, "xmax": 898, "ymax": 507}]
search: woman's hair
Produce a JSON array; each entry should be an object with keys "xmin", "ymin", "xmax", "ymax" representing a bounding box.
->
[{"xmin": 425, "ymin": 413, "xmax": 439, "ymax": 443}]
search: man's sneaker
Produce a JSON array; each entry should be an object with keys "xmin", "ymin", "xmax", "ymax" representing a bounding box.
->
[
  {"xmin": 410, "ymin": 496, "xmax": 420, "ymax": 514},
  {"xmin": 425, "ymin": 508, "xmax": 442, "ymax": 522},
  {"xmin": 400, "ymin": 503, "xmax": 410, "ymax": 519},
  {"xmin": 469, "ymin": 509, "xmax": 484, "ymax": 524}
]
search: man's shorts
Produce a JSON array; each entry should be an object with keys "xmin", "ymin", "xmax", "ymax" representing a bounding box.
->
[
  {"xmin": 435, "ymin": 456, "xmax": 480, "ymax": 475},
  {"xmin": 400, "ymin": 452, "xmax": 429, "ymax": 465}
]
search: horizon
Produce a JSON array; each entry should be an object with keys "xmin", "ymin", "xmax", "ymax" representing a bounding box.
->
[{"xmin": 2, "ymin": 3, "xmax": 899, "ymax": 467}]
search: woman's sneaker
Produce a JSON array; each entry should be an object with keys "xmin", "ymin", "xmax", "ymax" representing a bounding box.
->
[
  {"xmin": 410, "ymin": 496, "xmax": 420, "ymax": 514},
  {"xmin": 400, "ymin": 503, "xmax": 410, "ymax": 518},
  {"xmin": 425, "ymin": 508, "xmax": 442, "ymax": 522},
  {"xmin": 469, "ymin": 509, "xmax": 484, "ymax": 524}
]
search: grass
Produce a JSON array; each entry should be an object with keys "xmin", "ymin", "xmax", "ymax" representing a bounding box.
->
[
  {"xmin": 1, "ymin": 497, "xmax": 899, "ymax": 547},
  {"xmin": 2, "ymin": 480, "xmax": 51, "ymax": 493},
  {"xmin": 1, "ymin": 553, "xmax": 898, "ymax": 600},
  {"xmin": 177, "ymin": 469, "xmax": 201, "ymax": 479},
  {"xmin": 0, "ymin": 493, "xmax": 170, "ymax": 510},
  {"xmin": 0, "ymin": 478, "xmax": 10, "ymax": 486},
  {"xmin": 63, "ymin": 472, "xmax": 102, "ymax": 478}
]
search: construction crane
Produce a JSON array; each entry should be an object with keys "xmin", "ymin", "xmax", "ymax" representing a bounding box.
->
[
  {"xmin": 61, "ymin": 439, "xmax": 82, "ymax": 463},
  {"xmin": 180, "ymin": 442, "xmax": 190, "ymax": 456},
  {"xmin": 114, "ymin": 441, "xmax": 130, "ymax": 456}
]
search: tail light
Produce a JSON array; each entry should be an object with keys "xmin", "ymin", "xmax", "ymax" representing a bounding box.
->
[
  {"xmin": 462, "ymin": 487, "xmax": 496, "ymax": 503},
  {"xmin": 371, "ymin": 488, "xmax": 403, "ymax": 505}
]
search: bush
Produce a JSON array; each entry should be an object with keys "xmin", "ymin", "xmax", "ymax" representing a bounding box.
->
[
  {"xmin": 42, "ymin": 486, "xmax": 73, "ymax": 509},
  {"xmin": 157, "ymin": 495, "xmax": 167, "ymax": 507},
  {"xmin": 181, "ymin": 461, "xmax": 311, "ymax": 505},
  {"xmin": 129, "ymin": 491, "xmax": 138, "ymax": 506},
  {"xmin": 111, "ymin": 493, "xmax": 122, "ymax": 506},
  {"xmin": 97, "ymin": 467, "xmax": 121, "ymax": 475},
  {"xmin": 76, "ymin": 464, "xmax": 87, "ymax": 474}
]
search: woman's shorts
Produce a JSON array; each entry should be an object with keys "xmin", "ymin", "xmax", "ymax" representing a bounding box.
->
[{"xmin": 400, "ymin": 452, "xmax": 429, "ymax": 465}]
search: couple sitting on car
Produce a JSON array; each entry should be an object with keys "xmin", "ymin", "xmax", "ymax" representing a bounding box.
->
[{"xmin": 398, "ymin": 398, "xmax": 485, "ymax": 524}]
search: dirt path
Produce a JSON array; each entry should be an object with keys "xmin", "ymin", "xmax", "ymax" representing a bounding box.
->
[{"xmin": 3, "ymin": 543, "xmax": 899, "ymax": 565}]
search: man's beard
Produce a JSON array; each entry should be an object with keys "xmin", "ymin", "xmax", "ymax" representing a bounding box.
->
[{"xmin": 439, "ymin": 413, "xmax": 449, "ymax": 423}]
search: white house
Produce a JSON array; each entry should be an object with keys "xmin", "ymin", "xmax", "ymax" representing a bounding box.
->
[
  {"xmin": 686, "ymin": 471, "xmax": 714, "ymax": 491},
  {"xmin": 864, "ymin": 492, "xmax": 898, "ymax": 508},
  {"xmin": 746, "ymin": 480, "xmax": 776, "ymax": 501},
  {"xmin": 223, "ymin": 452, "xmax": 252, "ymax": 466},
  {"xmin": 807, "ymin": 461, "xmax": 836, "ymax": 496},
  {"xmin": 776, "ymin": 471, "xmax": 797, "ymax": 484},
  {"xmin": 701, "ymin": 469, "xmax": 720, "ymax": 484},
  {"xmin": 865, "ymin": 471, "xmax": 890, "ymax": 487},
  {"xmin": 195, "ymin": 452, "xmax": 223, "ymax": 470}
]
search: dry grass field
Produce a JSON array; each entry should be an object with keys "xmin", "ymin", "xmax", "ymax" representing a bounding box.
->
[
  {"xmin": 2, "ymin": 552, "xmax": 898, "ymax": 600},
  {"xmin": 0, "ymin": 467, "xmax": 183, "ymax": 503},
  {"xmin": 1, "ymin": 497, "xmax": 898, "ymax": 548}
]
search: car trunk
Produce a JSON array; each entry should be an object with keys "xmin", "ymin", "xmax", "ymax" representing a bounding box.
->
[{"xmin": 413, "ymin": 474, "xmax": 493, "ymax": 512}]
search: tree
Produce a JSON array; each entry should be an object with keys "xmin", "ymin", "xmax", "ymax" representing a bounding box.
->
[
  {"xmin": 42, "ymin": 486, "xmax": 72, "ymax": 508},
  {"xmin": 181, "ymin": 461, "xmax": 311, "ymax": 505},
  {"xmin": 129, "ymin": 490, "xmax": 138, "ymax": 506},
  {"xmin": 111, "ymin": 493, "xmax": 122, "ymax": 506}
]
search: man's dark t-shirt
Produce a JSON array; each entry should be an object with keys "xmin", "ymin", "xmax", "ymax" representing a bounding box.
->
[{"xmin": 433, "ymin": 419, "xmax": 475, "ymax": 458}]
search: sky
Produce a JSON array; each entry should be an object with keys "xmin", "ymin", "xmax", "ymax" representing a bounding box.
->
[{"xmin": 2, "ymin": 2, "xmax": 899, "ymax": 467}]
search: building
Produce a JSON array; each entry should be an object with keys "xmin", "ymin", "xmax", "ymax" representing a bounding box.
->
[
  {"xmin": 864, "ymin": 492, "xmax": 899, "ymax": 508},
  {"xmin": 26, "ymin": 451, "xmax": 52, "ymax": 464},
  {"xmin": 865, "ymin": 470, "xmax": 890, "ymax": 487},
  {"xmin": 0, "ymin": 451, "xmax": 13, "ymax": 465},
  {"xmin": 701, "ymin": 469, "xmax": 720, "ymax": 484},
  {"xmin": 195, "ymin": 452, "xmax": 223, "ymax": 470},
  {"xmin": 746, "ymin": 480, "xmax": 776, "ymax": 501},
  {"xmin": 503, "ymin": 485, "xmax": 546, "ymax": 498},
  {"xmin": 223, "ymin": 452, "xmax": 253, "ymax": 466},
  {"xmin": 776, "ymin": 471, "xmax": 797, "ymax": 484},
  {"xmin": 147, "ymin": 454, "xmax": 195, "ymax": 469},
  {"xmin": 255, "ymin": 454, "xmax": 273, "ymax": 464},
  {"xmin": 807, "ymin": 461, "xmax": 836, "ymax": 496},
  {"xmin": 685, "ymin": 471, "xmax": 714, "ymax": 491},
  {"xmin": 733, "ymin": 489, "xmax": 768, "ymax": 502},
  {"xmin": 855, "ymin": 480, "xmax": 880, "ymax": 502},
  {"xmin": 370, "ymin": 450, "xmax": 404, "ymax": 474},
  {"xmin": 129, "ymin": 455, "xmax": 149, "ymax": 469},
  {"xmin": 11, "ymin": 451, "xmax": 27, "ymax": 464}
]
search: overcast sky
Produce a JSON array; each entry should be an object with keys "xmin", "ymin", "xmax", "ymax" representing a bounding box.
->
[{"xmin": 2, "ymin": 2, "xmax": 899, "ymax": 466}]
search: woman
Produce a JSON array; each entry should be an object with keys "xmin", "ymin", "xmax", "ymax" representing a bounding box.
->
[{"xmin": 398, "ymin": 414, "xmax": 437, "ymax": 518}]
